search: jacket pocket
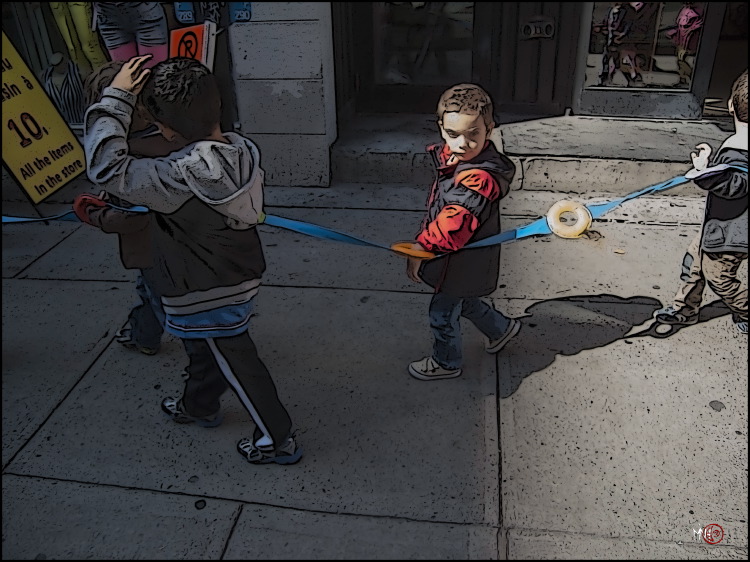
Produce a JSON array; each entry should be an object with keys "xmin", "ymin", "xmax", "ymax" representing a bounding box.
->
[{"xmin": 702, "ymin": 219, "xmax": 726, "ymax": 249}]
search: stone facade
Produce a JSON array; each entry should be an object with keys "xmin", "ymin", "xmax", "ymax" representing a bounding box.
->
[{"xmin": 228, "ymin": 2, "xmax": 337, "ymax": 186}]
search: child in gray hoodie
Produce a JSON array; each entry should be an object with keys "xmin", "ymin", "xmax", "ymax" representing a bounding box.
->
[{"xmin": 84, "ymin": 55, "xmax": 301, "ymax": 465}]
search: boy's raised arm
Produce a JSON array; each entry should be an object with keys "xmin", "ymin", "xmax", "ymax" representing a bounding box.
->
[{"xmin": 84, "ymin": 56, "xmax": 193, "ymax": 214}]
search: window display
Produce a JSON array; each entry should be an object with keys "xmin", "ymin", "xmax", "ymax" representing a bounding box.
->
[{"xmin": 586, "ymin": 2, "xmax": 705, "ymax": 89}]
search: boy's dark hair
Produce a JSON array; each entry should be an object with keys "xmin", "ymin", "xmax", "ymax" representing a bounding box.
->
[
  {"xmin": 436, "ymin": 83, "xmax": 494, "ymax": 129},
  {"xmin": 141, "ymin": 57, "xmax": 221, "ymax": 142},
  {"xmin": 731, "ymin": 69, "xmax": 748, "ymax": 123},
  {"xmin": 83, "ymin": 60, "xmax": 125, "ymax": 107}
]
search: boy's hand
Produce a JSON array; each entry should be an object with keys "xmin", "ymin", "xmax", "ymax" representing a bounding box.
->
[
  {"xmin": 691, "ymin": 143, "xmax": 712, "ymax": 172},
  {"xmin": 111, "ymin": 55, "xmax": 153, "ymax": 96},
  {"xmin": 73, "ymin": 194, "xmax": 107, "ymax": 224},
  {"xmin": 407, "ymin": 256, "xmax": 422, "ymax": 283}
]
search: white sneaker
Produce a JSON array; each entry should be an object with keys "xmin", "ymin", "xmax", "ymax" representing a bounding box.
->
[
  {"xmin": 486, "ymin": 318, "xmax": 521, "ymax": 353},
  {"xmin": 408, "ymin": 356, "xmax": 462, "ymax": 381}
]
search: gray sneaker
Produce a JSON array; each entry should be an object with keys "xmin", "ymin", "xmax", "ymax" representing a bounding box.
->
[
  {"xmin": 408, "ymin": 356, "xmax": 462, "ymax": 381},
  {"xmin": 737, "ymin": 321, "xmax": 748, "ymax": 335},
  {"xmin": 655, "ymin": 307, "xmax": 698, "ymax": 325},
  {"xmin": 486, "ymin": 318, "xmax": 522, "ymax": 353}
]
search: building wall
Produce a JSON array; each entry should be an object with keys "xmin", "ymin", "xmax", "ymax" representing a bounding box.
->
[{"xmin": 228, "ymin": 2, "xmax": 337, "ymax": 186}]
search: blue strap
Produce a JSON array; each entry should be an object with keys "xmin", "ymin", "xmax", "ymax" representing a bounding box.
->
[
  {"xmin": 262, "ymin": 214, "xmax": 391, "ymax": 250},
  {"xmin": 4, "ymin": 166, "xmax": 747, "ymax": 252},
  {"xmin": 2, "ymin": 203, "xmax": 150, "ymax": 224}
]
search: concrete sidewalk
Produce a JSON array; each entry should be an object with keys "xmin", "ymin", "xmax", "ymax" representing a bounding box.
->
[{"xmin": 2, "ymin": 172, "xmax": 747, "ymax": 559}]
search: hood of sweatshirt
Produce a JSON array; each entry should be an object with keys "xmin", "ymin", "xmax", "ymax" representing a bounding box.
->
[{"xmin": 176, "ymin": 132, "xmax": 265, "ymax": 228}]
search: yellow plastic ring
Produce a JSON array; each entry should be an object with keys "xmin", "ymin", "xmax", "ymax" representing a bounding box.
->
[
  {"xmin": 545, "ymin": 200, "xmax": 593, "ymax": 239},
  {"xmin": 390, "ymin": 242, "xmax": 436, "ymax": 259}
]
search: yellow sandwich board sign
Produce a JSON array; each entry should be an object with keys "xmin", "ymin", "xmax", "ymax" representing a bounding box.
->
[{"xmin": 2, "ymin": 31, "xmax": 86, "ymax": 203}]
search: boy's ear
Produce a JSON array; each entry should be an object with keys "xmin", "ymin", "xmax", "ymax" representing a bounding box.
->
[
  {"xmin": 728, "ymin": 98, "xmax": 735, "ymax": 116},
  {"xmin": 155, "ymin": 122, "xmax": 178, "ymax": 141}
]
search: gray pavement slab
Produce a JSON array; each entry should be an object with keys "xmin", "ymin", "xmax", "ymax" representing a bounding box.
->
[
  {"xmin": 1, "ymin": 475, "xmax": 240, "ymax": 560},
  {"xmin": 225, "ymin": 506, "xmax": 499, "ymax": 560},
  {"xmin": 16, "ymin": 221, "xmax": 135, "ymax": 282},
  {"xmin": 2, "ymin": 200, "xmax": 82, "ymax": 278},
  {"xmin": 2, "ymin": 279, "xmax": 136, "ymax": 466},
  {"xmin": 506, "ymin": 529, "xmax": 749, "ymax": 560},
  {"xmin": 498, "ymin": 303, "xmax": 747, "ymax": 544},
  {"xmin": 7, "ymin": 286, "xmax": 499, "ymax": 524}
]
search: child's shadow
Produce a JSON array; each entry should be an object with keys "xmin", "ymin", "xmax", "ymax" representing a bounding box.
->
[{"xmin": 498, "ymin": 294, "xmax": 731, "ymax": 398}]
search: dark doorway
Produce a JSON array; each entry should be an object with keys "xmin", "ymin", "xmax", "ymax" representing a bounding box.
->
[{"xmin": 333, "ymin": 2, "xmax": 583, "ymax": 122}]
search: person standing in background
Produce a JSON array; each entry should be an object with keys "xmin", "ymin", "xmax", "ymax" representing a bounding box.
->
[{"xmin": 93, "ymin": 3, "xmax": 169, "ymax": 68}]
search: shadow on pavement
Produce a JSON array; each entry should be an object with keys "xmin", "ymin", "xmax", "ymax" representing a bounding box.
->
[
  {"xmin": 499, "ymin": 295, "xmax": 734, "ymax": 398},
  {"xmin": 497, "ymin": 294, "xmax": 733, "ymax": 398}
]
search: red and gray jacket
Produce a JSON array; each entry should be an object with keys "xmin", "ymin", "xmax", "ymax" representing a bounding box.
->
[{"xmin": 418, "ymin": 140, "xmax": 515, "ymax": 297}]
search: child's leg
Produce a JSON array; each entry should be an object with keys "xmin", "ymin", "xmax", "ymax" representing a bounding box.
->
[
  {"xmin": 180, "ymin": 339, "xmax": 230, "ymax": 417},
  {"xmin": 461, "ymin": 297, "xmax": 512, "ymax": 340},
  {"xmin": 207, "ymin": 331, "xmax": 294, "ymax": 447},
  {"xmin": 671, "ymin": 233, "xmax": 706, "ymax": 316},
  {"xmin": 127, "ymin": 274, "xmax": 163, "ymax": 351},
  {"xmin": 702, "ymin": 251, "xmax": 748, "ymax": 323},
  {"xmin": 429, "ymin": 292, "xmax": 464, "ymax": 369}
]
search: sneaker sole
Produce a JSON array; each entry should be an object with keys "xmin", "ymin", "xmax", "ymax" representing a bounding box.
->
[
  {"xmin": 238, "ymin": 444, "xmax": 304, "ymax": 465},
  {"xmin": 408, "ymin": 365, "xmax": 462, "ymax": 381},
  {"xmin": 486, "ymin": 319, "xmax": 521, "ymax": 354},
  {"xmin": 655, "ymin": 315, "xmax": 698, "ymax": 326},
  {"xmin": 260, "ymin": 446, "xmax": 304, "ymax": 465}
]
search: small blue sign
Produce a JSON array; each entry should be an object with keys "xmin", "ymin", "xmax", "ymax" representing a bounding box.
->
[
  {"xmin": 228, "ymin": 2, "xmax": 252, "ymax": 23},
  {"xmin": 174, "ymin": 2, "xmax": 195, "ymax": 24}
]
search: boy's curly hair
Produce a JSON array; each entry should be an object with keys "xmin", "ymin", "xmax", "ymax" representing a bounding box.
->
[
  {"xmin": 141, "ymin": 57, "xmax": 221, "ymax": 142},
  {"xmin": 731, "ymin": 69, "xmax": 748, "ymax": 123},
  {"xmin": 83, "ymin": 60, "xmax": 125, "ymax": 107},
  {"xmin": 436, "ymin": 83, "xmax": 494, "ymax": 129}
]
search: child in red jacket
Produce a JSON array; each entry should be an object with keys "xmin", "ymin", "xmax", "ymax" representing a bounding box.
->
[{"xmin": 405, "ymin": 83, "xmax": 520, "ymax": 380}]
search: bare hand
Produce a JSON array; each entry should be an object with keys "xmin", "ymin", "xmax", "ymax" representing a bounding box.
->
[
  {"xmin": 407, "ymin": 256, "xmax": 422, "ymax": 283},
  {"xmin": 111, "ymin": 55, "xmax": 153, "ymax": 95},
  {"xmin": 691, "ymin": 143, "xmax": 712, "ymax": 172}
]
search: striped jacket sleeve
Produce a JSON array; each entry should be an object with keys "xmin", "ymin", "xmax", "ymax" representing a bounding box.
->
[{"xmin": 417, "ymin": 169, "xmax": 501, "ymax": 252}]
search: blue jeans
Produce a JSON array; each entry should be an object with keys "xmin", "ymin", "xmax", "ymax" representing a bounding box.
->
[
  {"xmin": 429, "ymin": 293, "xmax": 511, "ymax": 369},
  {"xmin": 128, "ymin": 272, "xmax": 164, "ymax": 350}
]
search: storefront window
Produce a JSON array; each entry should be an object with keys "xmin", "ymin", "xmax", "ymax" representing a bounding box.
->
[
  {"xmin": 585, "ymin": 2, "xmax": 705, "ymax": 90},
  {"xmin": 373, "ymin": 2, "xmax": 474, "ymax": 86}
]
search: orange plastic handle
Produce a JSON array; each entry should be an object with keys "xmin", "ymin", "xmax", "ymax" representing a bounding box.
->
[{"xmin": 390, "ymin": 242, "xmax": 436, "ymax": 259}]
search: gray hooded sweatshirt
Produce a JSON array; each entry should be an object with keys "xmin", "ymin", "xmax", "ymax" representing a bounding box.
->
[
  {"xmin": 84, "ymin": 86, "xmax": 266, "ymax": 317},
  {"xmin": 690, "ymin": 130, "xmax": 748, "ymax": 254}
]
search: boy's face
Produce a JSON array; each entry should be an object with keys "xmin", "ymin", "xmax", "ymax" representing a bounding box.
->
[{"xmin": 439, "ymin": 111, "xmax": 493, "ymax": 162}]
